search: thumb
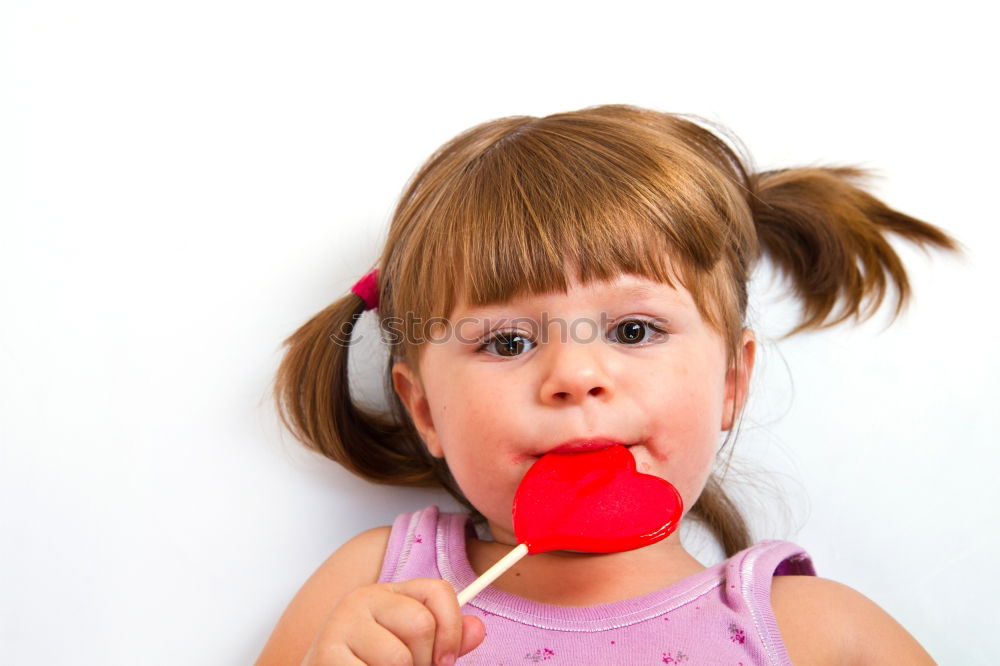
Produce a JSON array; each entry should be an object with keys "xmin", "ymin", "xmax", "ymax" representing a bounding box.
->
[{"xmin": 458, "ymin": 615, "xmax": 486, "ymax": 657}]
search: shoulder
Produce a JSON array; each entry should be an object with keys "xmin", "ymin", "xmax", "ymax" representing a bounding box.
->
[
  {"xmin": 254, "ymin": 526, "xmax": 392, "ymax": 666},
  {"xmin": 770, "ymin": 575, "xmax": 936, "ymax": 665},
  {"xmin": 292, "ymin": 525, "xmax": 393, "ymax": 598}
]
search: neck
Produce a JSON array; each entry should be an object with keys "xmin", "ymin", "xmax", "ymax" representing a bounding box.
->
[{"xmin": 466, "ymin": 530, "xmax": 706, "ymax": 607}]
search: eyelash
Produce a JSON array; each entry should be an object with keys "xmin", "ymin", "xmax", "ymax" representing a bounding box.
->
[{"xmin": 476, "ymin": 318, "xmax": 670, "ymax": 357}]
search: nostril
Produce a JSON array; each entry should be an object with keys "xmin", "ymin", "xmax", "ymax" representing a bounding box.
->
[{"xmin": 547, "ymin": 385, "xmax": 608, "ymax": 403}]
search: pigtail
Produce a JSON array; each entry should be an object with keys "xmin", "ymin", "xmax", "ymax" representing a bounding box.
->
[
  {"xmin": 701, "ymin": 166, "xmax": 958, "ymax": 555},
  {"xmin": 750, "ymin": 167, "xmax": 957, "ymax": 332},
  {"xmin": 689, "ymin": 476, "xmax": 752, "ymax": 556},
  {"xmin": 273, "ymin": 291, "xmax": 446, "ymax": 489}
]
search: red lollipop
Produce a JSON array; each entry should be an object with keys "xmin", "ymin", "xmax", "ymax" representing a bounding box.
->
[{"xmin": 456, "ymin": 445, "xmax": 683, "ymax": 606}]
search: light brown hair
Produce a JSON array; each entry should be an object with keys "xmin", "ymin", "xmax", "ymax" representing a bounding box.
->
[{"xmin": 273, "ymin": 105, "xmax": 956, "ymax": 556}]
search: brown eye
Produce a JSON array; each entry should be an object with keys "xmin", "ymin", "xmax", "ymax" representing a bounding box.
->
[
  {"xmin": 610, "ymin": 319, "xmax": 668, "ymax": 345},
  {"xmin": 482, "ymin": 332, "xmax": 533, "ymax": 357},
  {"xmin": 618, "ymin": 321, "xmax": 643, "ymax": 343}
]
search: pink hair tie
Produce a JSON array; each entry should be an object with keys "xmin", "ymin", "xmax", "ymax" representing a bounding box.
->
[{"xmin": 351, "ymin": 269, "xmax": 380, "ymax": 311}]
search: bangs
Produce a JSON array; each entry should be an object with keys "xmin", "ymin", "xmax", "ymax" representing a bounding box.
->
[
  {"xmin": 444, "ymin": 140, "xmax": 689, "ymax": 309},
  {"xmin": 382, "ymin": 107, "xmax": 756, "ymax": 360}
]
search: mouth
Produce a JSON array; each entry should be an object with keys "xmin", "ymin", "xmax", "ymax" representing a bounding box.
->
[{"xmin": 544, "ymin": 438, "xmax": 639, "ymax": 455}]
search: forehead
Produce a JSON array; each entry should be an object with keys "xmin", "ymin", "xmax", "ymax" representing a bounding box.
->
[{"xmin": 449, "ymin": 272, "xmax": 696, "ymax": 318}]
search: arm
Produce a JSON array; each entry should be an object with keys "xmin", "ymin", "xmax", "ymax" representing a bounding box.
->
[
  {"xmin": 254, "ymin": 527, "xmax": 392, "ymax": 665},
  {"xmin": 254, "ymin": 526, "xmax": 485, "ymax": 666},
  {"xmin": 771, "ymin": 575, "xmax": 936, "ymax": 665}
]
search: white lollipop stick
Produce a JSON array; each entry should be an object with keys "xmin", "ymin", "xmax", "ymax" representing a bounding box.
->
[{"xmin": 456, "ymin": 543, "xmax": 529, "ymax": 606}]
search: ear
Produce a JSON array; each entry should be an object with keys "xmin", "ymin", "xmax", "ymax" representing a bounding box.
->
[
  {"xmin": 391, "ymin": 360, "xmax": 443, "ymax": 458},
  {"xmin": 721, "ymin": 329, "xmax": 756, "ymax": 431}
]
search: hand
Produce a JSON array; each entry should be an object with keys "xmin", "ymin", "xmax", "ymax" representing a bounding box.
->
[{"xmin": 301, "ymin": 579, "xmax": 486, "ymax": 665}]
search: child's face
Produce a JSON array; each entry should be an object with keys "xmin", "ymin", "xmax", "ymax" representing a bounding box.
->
[{"xmin": 392, "ymin": 272, "xmax": 754, "ymax": 546}]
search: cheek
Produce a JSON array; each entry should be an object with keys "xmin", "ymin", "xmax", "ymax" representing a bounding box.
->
[
  {"xmin": 428, "ymin": 393, "xmax": 514, "ymax": 488},
  {"xmin": 431, "ymin": 392, "xmax": 502, "ymax": 455},
  {"xmin": 641, "ymin": 379, "xmax": 727, "ymax": 504},
  {"xmin": 674, "ymin": 439, "xmax": 718, "ymax": 496}
]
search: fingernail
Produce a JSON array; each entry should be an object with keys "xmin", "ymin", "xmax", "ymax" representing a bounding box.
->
[{"xmin": 438, "ymin": 654, "xmax": 456, "ymax": 666}]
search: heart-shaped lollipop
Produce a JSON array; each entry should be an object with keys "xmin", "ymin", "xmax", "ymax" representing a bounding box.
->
[
  {"xmin": 513, "ymin": 444, "xmax": 683, "ymax": 554},
  {"xmin": 456, "ymin": 445, "xmax": 683, "ymax": 605}
]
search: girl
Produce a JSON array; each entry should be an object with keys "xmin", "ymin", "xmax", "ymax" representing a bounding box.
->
[{"xmin": 256, "ymin": 105, "xmax": 955, "ymax": 665}]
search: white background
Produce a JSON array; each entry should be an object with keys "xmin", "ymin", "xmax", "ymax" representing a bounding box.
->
[{"xmin": 2, "ymin": 1, "xmax": 997, "ymax": 664}]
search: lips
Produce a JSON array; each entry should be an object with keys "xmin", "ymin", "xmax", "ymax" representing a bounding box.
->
[{"xmin": 547, "ymin": 438, "xmax": 637, "ymax": 455}]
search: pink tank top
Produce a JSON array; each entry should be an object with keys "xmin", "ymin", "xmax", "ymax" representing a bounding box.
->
[{"xmin": 378, "ymin": 506, "xmax": 815, "ymax": 665}]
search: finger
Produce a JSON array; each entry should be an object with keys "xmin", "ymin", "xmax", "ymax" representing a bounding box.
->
[
  {"xmin": 369, "ymin": 589, "xmax": 438, "ymax": 666},
  {"xmin": 302, "ymin": 633, "xmax": 366, "ymax": 666},
  {"xmin": 390, "ymin": 579, "xmax": 465, "ymax": 665},
  {"xmin": 343, "ymin": 617, "xmax": 420, "ymax": 666},
  {"xmin": 458, "ymin": 615, "xmax": 486, "ymax": 657},
  {"xmin": 317, "ymin": 586, "xmax": 425, "ymax": 666}
]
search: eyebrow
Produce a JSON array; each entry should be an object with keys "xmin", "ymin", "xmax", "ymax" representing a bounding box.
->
[
  {"xmin": 462, "ymin": 283, "xmax": 672, "ymax": 317},
  {"xmin": 593, "ymin": 282, "xmax": 681, "ymax": 305},
  {"xmin": 615, "ymin": 284, "xmax": 661, "ymax": 299}
]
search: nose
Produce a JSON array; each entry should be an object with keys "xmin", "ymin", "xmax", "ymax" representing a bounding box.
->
[{"xmin": 538, "ymin": 337, "xmax": 615, "ymax": 405}]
